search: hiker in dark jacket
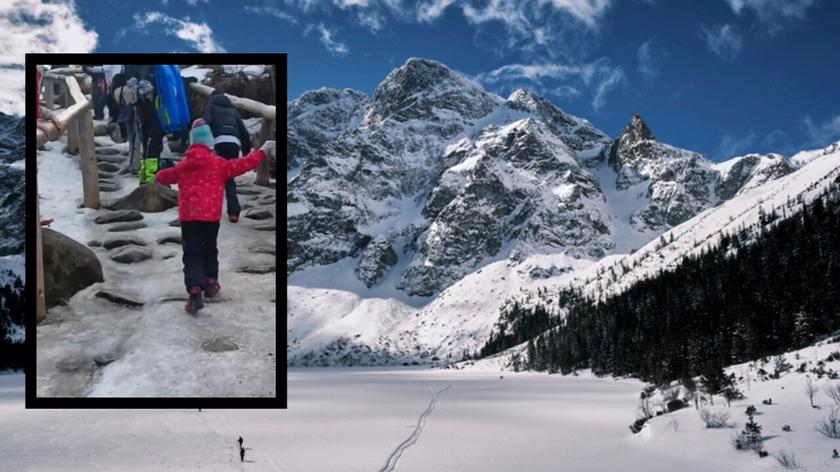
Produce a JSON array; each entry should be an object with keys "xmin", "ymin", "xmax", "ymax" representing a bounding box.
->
[
  {"xmin": 84, "ymin": 65, "xmax": 108, "ymax": 120},
  {"xmin": 203, "ymin": 90, "xmax": 252, "ymax": 223},
  {"xmin": 123, "ymin": 65, "xmax": 163, "ymax": 184}
]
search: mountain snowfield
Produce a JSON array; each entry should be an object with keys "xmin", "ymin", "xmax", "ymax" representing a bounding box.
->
[{"xmin": 286, "ymin": 57, "xmax": 840, "ymax": 367}]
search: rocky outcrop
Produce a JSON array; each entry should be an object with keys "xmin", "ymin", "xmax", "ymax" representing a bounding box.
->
[
  {"xmin": 287, "ymin": 88, "xmax": 368, "ymax": 169},
  {"xmin": 355, "ymin": 238, "xmax": 398, "ymax": 287},
  {"xmin": 716, "ymin": 153, "xmax": 796, "ymax": 200},
  {"xmin": 42, "ymin": 228, "xmax": 104, "ymax": 307}
]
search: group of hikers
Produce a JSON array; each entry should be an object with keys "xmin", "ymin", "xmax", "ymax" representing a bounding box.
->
[{"xmin": 36, "ymin": 64, "xmax": 276, "ymax": 314}]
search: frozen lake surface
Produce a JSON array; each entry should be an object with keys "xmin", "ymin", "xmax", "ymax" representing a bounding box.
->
[{"xmin": 1, "ymin": 368, "xmax": 769, "ymax": 471}]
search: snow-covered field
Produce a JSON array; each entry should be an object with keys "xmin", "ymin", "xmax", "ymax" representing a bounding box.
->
[{"xmin": 0, "ymin": 367, "xmax": 782, "ymax": 472}]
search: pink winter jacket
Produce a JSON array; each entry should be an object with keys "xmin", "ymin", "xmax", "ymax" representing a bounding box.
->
[{"xmin": 155, "ymin": 144, "xmax": 265, "ymax": 222}]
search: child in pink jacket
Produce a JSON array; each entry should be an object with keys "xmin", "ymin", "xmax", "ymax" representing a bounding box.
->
[{"xmin": 156, "ymin": 119, "xmax": 275, "ymax": 313}]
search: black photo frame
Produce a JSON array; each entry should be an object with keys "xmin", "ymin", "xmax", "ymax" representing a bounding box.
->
[{"xmin": 24, "ymin": 53, "xmax": 287, "ymax": 409}]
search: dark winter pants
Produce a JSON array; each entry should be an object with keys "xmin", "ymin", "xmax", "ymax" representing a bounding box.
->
[
  {"xmin": 91, "ymin": 74, "xmax": 107, "ymax": 120},
  {"xmin": 215, "ymin": 142, "xmax": 242, "ymax": 217},
  {"xmin": 181, "ymin": 221, "xmax": 220, "ymax": 292}
]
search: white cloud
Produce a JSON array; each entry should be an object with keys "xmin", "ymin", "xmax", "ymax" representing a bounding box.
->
[
  {"xmin": 637, "ymin": 40, "xmax": 657, "ymax": 80},
  {"xmin": 244, "ymin": 5, "xmax": 298, "ymax": 23},
  {"xmin": 317, "ymin": 23, "xmax": 349, "ymax": 55},
  {"xmin": 702, "ymin": 23, "xmax": 742, "ymax": 60},
  {"xmin": 0, "ymin": 0, "xmax": 98, "ymax": 115},
  {"xmin": 591, "ymin": 66, "xmax": 623, "ymax": 110},
  {"xmin": 135, "ymin": 12, "xmax": 225, "ymax": 53},
  {"xmin": 717, "ymin": 132, "xmax": 756, "ymax": 159},
  {"xmin": 725, "ymin": 0, "xmax": 816, "ymax": 20},
  {"xmin": 476, "ymin": 59, "xmax": 624, "ymax": 111},
  {"xmin": 803, "ymin": 115, "xmax": 840, "ymax": 148}
]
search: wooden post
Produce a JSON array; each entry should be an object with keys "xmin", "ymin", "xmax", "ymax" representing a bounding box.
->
[
  {"xmin": 66, "ymin": 117, "xmax": 80, "ymax": 154},
  {"xmin": 35, "ymin": 196, "xmax": 46, "ymax": 322},
  {"xmin": 255, "ymin": 118, "xmax": 273, "ymax": 186},
  {"xmin": 43, "ymin": 77, "xmax": 55, "ymax": 111},
  {"xmin": 78, "ymin": 108, "xmax": 100, "ymax": 209}
]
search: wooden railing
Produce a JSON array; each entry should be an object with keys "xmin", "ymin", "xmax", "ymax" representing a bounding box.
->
[
  {"xmin": 188, "ymin": 82, "xmax": 276, "ymax": 186},
  {"xmin": 35, "ymin": 71, "xmax": 99, "ymax": 322}
]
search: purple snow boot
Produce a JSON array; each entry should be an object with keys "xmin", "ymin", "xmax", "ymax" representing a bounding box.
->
[
  {"xmin": 204, "ymin": 277, "xmax": 220, "ymax": 299},
  {"xmin": 185, "ymin": 287, "xmax": 204, "ymax": 314}
]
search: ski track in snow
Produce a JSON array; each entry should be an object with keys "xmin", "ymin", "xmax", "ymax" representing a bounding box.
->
[{"xmin": 378, "ymin": 383, "xmax": 452, "ymax": 472}]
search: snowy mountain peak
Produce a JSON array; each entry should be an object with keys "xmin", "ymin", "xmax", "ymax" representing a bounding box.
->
[
  {"xmin": 367, "ymin": 57, "xmax": 499, "ymax": 124},
  {"xmin": 621, "ymin": 112, "xmax": 655, "ymax": 144}
]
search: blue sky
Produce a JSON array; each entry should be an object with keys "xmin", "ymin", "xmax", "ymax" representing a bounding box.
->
[{"xmin": 7, "ymin": 0, "xmax": 840, "ymax": 160}]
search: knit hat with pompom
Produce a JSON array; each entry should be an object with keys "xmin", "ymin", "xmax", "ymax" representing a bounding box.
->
[{"xmin": 189, "ymin": 118, "xmax": 214, "ymax": 148}]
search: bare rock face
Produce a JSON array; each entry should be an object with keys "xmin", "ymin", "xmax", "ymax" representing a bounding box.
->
[
  {"xmin": 102, "ymin": 183, "xmax": 178, "ymax": 213},
  {"xmin": 287, "ymin": 87, "xmax": 368, "ymax": 169},
  {"xmin": 42, "ymin": 228, "xmax": 104, "ymax": 308},
  {"xmin": 355, "ymin": 238, "xmax": 398, "ymax": 288}
]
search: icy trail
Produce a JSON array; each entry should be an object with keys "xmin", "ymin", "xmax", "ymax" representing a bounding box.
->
[{"xmin": 36, "ymin": 134, "xmax": 276, "ymax": 397}]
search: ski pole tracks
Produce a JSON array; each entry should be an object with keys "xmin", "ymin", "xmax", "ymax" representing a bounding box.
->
[{"xmin": 378, "ymin": 384, "xmax": 452, "ymax": 472}]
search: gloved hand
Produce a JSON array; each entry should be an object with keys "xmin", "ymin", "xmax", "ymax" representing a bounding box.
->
[{"xmin": 260, "ymin": 140, "xmax": 276, "ymax": 160}]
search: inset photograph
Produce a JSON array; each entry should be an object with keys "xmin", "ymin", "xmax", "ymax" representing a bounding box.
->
[{"xmin": 27, "ymin": 54, "xmax": 284, "ymax": 405}]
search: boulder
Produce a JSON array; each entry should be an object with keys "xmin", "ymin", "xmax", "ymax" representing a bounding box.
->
[
  {"xmin": 110, "ymin": 246, "xmax": 153, "ymax": 264},
  {"xmin": 94, "ymin": 210, "xmax": 143, "ymax": 225},
  {"xmin": 102, "ymin": 183, "xmax": 178, "ymax": 213},
  {"xmin": 102, "ymin": 236, "xmax": 146, "ymax": 250},
  {"xmin": 157, "ymin": 234, "xmax": 182, "ymax": 245},
  {"xmin": 42, "ymin": 228, "xmax": 104, "ymax": 308},
  {"xmin": 243, "ymin": 208, "xmax": 272, "ymax": 220},
  {"xmin": 95, "ymin": 289, "xmax": 144, "ymax": 307},
  {"xmin": 107, "ymin": 221, "xmax": 147, "ymax": 232}
]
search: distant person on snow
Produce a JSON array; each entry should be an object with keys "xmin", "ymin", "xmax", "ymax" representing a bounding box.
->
[
  {"xmin": 203, "ymin": 89, "xmax": 252, "ymax": 223},
  {"xmin": 155, "ymin": 119, "xmax": 275, "ymax": 314},
  {"xmin": 240, "ymin": 446, "xmax": 245, "ymax": 462},
  {"xmin": 238, "ymin": 436, "xmax": 243, "ymax": 447}
]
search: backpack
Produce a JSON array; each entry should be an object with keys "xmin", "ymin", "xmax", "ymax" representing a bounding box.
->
[{"xmin": 153, "ymin": 65, "xmax": 191, "ymax": 133}]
